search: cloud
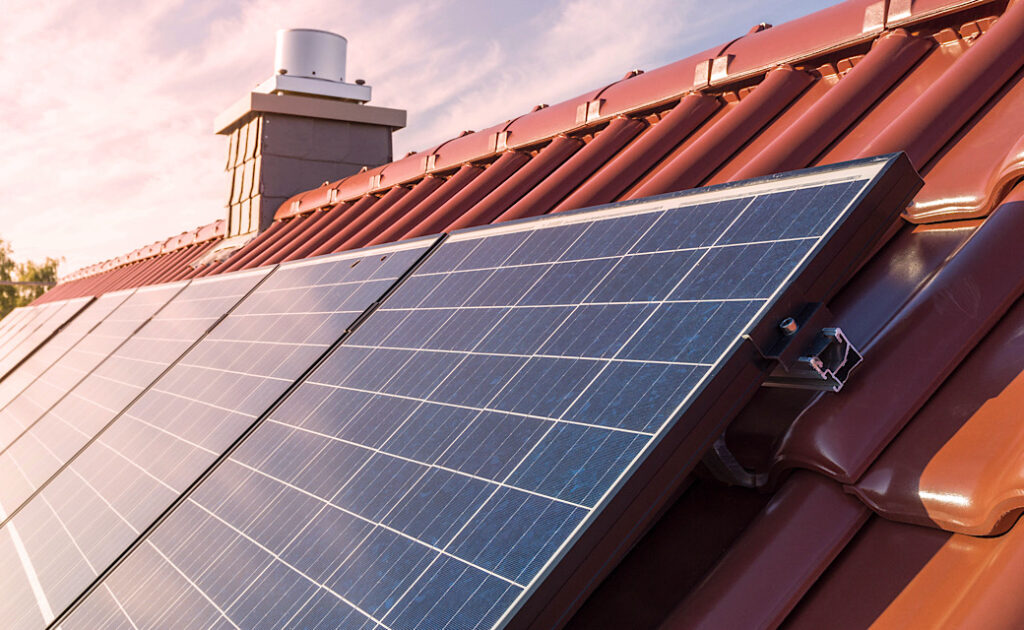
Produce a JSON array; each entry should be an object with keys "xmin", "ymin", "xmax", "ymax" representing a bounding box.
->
[{"xmin": 0, "ymin": 0, "xmax": 836, "ymax": 274}]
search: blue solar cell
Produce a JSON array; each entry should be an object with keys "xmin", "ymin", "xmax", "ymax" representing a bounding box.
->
[
  {"xmin": 633, "ymin": 198, "xmax": 746, "ymax": 253},
  {"xmin": 59, "ymin": 157, "xmax": 914, "ymax": 630},
  {"xmin": 566, "ymin": 361, "xmax": 707, "ymax": 433},
  {"xmin": 287, "ymin": 590, "xmax": 381, "ymax": 630},
  {"xmin": 447, "ymin": 486, "xmax": 587, "ymax": 583},
  {"xmin": 619, "ymin": 299, "xmax": 765, "ymax": 363},
  {"xmin": 384, "ymin": 554, "xmax": 520, "ymax": 630},
  {"xmin": 279, "ymin": 496, "xmax": 375, "ymax": 582}
]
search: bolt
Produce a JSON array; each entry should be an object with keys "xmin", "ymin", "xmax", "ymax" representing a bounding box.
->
[{"xmin": 779, "ymin": 317, "xmax": 798, "ymax": 336}]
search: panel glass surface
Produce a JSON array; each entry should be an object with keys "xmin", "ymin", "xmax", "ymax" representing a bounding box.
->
[
  {"xmin": 0, "ymin": 304, "xmax": 57, "ymax": 363},
  {"xmin": 61, "ymin": 162, "xmax": 890, "ymax": 630},
  {"xmin": 0, "ymin": 284, "xmax": 188, "ymax": 452},
  {"xmin": 0, "ymin": 301, "xmax": 69, "ymax": 362},
  {"xmin": 0, "ymin": 305, "xmax": 45, "ymax": 348},
  {"xmin": 0, "ymin": 269, "xmax": 271, "ymax": 524},
  {"xmin": 0, "ymin": 297, "xmax": 94, "ymax": 380},
  {"xmin": 0, "ymin": 307, "xmax": 31, "ymax": 342},
  {"xmin": 0, "ymin": 292, "xmax": 134, "ymax": 412},
  {"xmin": 0, "ymin": 239, "xmax": 437, "ymax": 629}
]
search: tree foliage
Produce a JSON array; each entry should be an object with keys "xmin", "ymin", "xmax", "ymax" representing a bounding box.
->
[{"xmin": 0, "ymin": 238, "xmax": 60, "ymax": 319}]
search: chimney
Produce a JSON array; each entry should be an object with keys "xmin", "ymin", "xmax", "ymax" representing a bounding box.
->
[{"xmin": 214, "ymin": 29, "xmax": 406, "ymax": 237}]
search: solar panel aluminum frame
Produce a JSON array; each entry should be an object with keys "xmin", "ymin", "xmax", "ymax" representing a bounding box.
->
[{"xmin": 481, "ymin": 153, "xmax": 923, "ymax": 630}]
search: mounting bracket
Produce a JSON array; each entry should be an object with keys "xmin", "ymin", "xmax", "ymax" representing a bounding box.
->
[
  {"xmin": 746, "ymin": 303, "xmax": 863, "ymax": 392},
  {"xmin": 701, "ymin": 435, "xmax": 767, "ymax": 488}
]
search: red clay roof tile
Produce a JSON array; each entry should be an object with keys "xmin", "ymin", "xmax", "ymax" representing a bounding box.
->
[
  {"xmin": 661, "ymin": 472, "xmax": 869, "ymax": 629},
  {"xmin": 770, "ymin": 185, "xmax": 1024, "ymax": 485},
  {"xmin": 851, "ymin": 285, "xmax": 1024, "ymax": 536}
]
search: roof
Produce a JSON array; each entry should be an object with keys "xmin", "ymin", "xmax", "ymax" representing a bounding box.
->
[{"xmin": 27, "ymin": 0, "xmax": 1024, "ymax": 625}]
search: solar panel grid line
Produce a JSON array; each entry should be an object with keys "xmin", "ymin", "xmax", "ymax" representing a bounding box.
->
[
  {"xmin": 369, "ymin": 235, "xmax": 822, "ymax": 280},
  {"xmin": 0, "ymin": 511, "xmax": 55, "ymax": 624},
  {"xmin": 0, "ymin": 283, "xmax": 191, "ymax": 457},
  {"xmin": 457, "ymin": 190, "xmax": 841, "ymax": 626},
  {"xmin": 163, "ymin": 441, "xmax": 518, "ymax": 630},
  {"xmin": 5, "ymin": 304, "xmax": 56, "ymax": 339},
  {"xmin": 317, "ymin": 196, "xmax": 766, "ymax": 466},
  {"xmin": 306, "ymin": 382, "xmax": 656, "ymax": 438},
  {"xmin": 265, "ymin": 418, "xmax": 594, "ymax": 511},
  {"xmin": 289, "ymin": 240, "xmax": 655, "ymax": 624},
  {"xmin": 140, "ymin": 539, "xmax": 241, "ymax": 628},
  {"xmin": 0, "ymin": 270, "xmax": 274, "ymax": 531},
  {"xmin": 218, "ymin": 429, "xmax": 532, "ymax": 591},
  {"xmin": 401, "ymin": 198, "xmax": 769, "ymax": 621},
  {"xmin": 42, "ymin": 237, "xmax": 444, "ymax": 630},
  {"xmin": 0, "ymin": 291, "xmax": 136, "ymax": 413},
  {"xmin": 57, "ymin": 156, "xmax": 920, "ymax": 630},
  {"xmin": 178, "ymin": 471, "xmax": 470, "ymax": 630},
  {"xmin": 384, "ymin": 170, "xmax": 857, "ymax": 614},
  {"xmin": 92, "ymin": 203, "xmax": 749, "ymax": 626},
  {"xmin": 525, "ymin": 193, "xmax": 761, "ymax": 431},
  {"xmin": 58, "ymin": 240, "xmax": 450, "ymax": 630},
  {"xmin": 0, "ymin": 307, "xmax": 28, "ymax": 335},
  {"xmin": 499, "ymin": 209, "xmax": 851, "ymax": 625},
  {"xmin": 269, "ymin": 213, "xmax": 665, "ymax": 606},
  {"xmin": 0, "ymin": 293, "xmax": 187, "ymax": 470}
]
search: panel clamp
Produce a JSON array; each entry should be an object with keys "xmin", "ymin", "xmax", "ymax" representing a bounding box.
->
[{"xmin": 746, "ymin": 303, "xmax": 863, "ymax": 392}]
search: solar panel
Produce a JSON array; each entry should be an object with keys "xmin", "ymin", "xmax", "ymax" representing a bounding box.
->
[
  {"xmin": 0, "ymin": 306, "xmax": 45, "ymax": 350},
  {"xmin": 0, "ymin": 238, "xmax": 439, "ymax": 629},
  {"xmin": 0, "ymin": 301, "xmax": 74, "ymax": 358},
  {"xmin": 0, "ymin": 303, "xmax": 65, "ymax": 368},
  {"xmin": 0, "ymin": 269, "xmax": 273, "ymax": 525},
  {"xmin": 0, "ymin": 297, "xmax": 94, "ymax": 381},
  {"xmin": 0, "ymin": 292, "xmax": 135, "ymax": 412},
  {"xmin": 0, "ymin": 306, "xmax": 31, "ymax": 340},
  {"xmin": 0, "ymin": 284, "xmax": 189, "ymax": 452},
  {"xmin": 56, "ymin": 155, "xmax": 920, "ymax": 630}
]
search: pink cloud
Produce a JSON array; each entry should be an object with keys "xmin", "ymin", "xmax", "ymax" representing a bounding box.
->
[{"xmin": 0, "ymin": 0, "xmax": 838, "ymax": 274}]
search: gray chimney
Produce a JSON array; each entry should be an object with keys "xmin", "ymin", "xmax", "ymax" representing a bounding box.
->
[{"xmin": 215, "ymin": 29, "xmax": 406, "ymax": 237}]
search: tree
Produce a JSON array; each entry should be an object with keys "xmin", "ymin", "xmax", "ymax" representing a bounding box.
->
[{"xmin": 0, "ymin": 238, "xmax": 61, "ymax": 319}]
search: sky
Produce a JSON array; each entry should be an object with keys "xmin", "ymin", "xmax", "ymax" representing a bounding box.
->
[{"xmin": 1, "ymin": 0, "xmax": 840, "ymax": 275}]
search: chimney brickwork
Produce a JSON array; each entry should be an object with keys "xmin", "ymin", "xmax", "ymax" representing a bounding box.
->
[{"xmin": 216, "ymin": 30, "xmax": 406, "ymax": 238}]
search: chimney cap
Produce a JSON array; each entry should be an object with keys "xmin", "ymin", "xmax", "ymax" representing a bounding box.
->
[
  {"xmin": 256, "ymin": 28, "xmax": 372, "ymax": 103},
  {"xmin": 274, "ymin": 28, "xmax": 348, "ymax": 81}
]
